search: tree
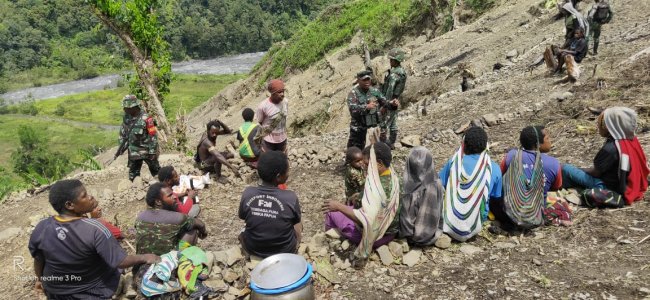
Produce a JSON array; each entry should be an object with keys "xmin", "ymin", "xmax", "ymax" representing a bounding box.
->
[{"xmin": 87, "ymin": 0, "xmax": 172, "ymax": 140}]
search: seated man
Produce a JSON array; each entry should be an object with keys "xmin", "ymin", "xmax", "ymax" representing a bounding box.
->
[
  {"xmin": 544, "ymin": 27, "xmax": 588, "ymax": 81},
  {"xmin": 237, "ymin": 108, "xmax": 262, "ymax": 168},
  {"xmin": 323, "ymin": 142, "xmax": 401, "ymax": 262},
  {"xmin": 496, "ymin": 126, "xmax": 563, "ymax": 229},
  {"xmin": 238, "ymin": 151, "xmax": 303, "ymax": 258},
  {"xmin": 439, "ymin": 126, "xmax": 502, "ymax": 242},
  {"xmin": 135, "ymin": 182, "xmax": 208, "ymax": 256},
  {"xmin": 196, "ymin": 120, "xmax": 240, "ymax": 183},
  {"xmin": 562, "ymin": 107, "xmax": 649, "ymax": 206},
  {"xmin": 158, "ymin": 166, "xmax": 200, "ymax": 217},
  {"xmin": 29, "ymin": 180, "xmax": 159, "ymax": 299}
]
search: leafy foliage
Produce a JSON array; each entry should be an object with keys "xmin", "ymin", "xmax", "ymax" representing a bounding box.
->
[
  {"xmin": 11, "ymin": 125, "xmax": 71, "ymax": 185},
  {"xmin": 256, "ymin": 0, "xmax": 434, "ymax": 85}
]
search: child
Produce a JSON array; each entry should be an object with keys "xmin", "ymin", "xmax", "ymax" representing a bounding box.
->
[
  {"xmin": 238, "ymin": 151, "xmax": 303, "ymax": 258},
  {"xmin": 345, "ymin": 146, "xmax": 366, "ymax": 208},
  {"xmin": 237, "ymin": 107, "xmax": 262, "ymax": 168},
  {"xmin": 29, "ymin": 179, "xmax": 159, "ymax": 299},
  {"xmin": 158, "ymin": 166, "xmax": 205, "ymax": 217}
]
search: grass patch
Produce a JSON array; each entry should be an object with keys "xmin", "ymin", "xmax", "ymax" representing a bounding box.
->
[
  {"xmin": 255, "ymin": 0, "xmax": 433, "ymax": 85},
  {"xmin": 7, "ymin": 73, "xmax": 245, "ymax": 125}
]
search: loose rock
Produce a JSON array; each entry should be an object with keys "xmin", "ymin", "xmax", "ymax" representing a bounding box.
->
[
  {"xmin": 435, "ymin": 234, "xmax": 452, "ymax": 249},
  {"xmin": 482, "ymin": 113, "xmax": 498, "ymax": 126},
  {"xmin": 388, "ymin": 242, "xmax": 403, "ymax": 258},
  {"xmin": 225, "ymin": 246, "xmax": 243, "ymax": 266},
  {"xmin": 459, "ymin": 245, "xmax": 483, "ymax": 255},
  {"xmin": 402, "ymin": 250, "xmax": 422, "ymax": 267},
  {"xmin": 325, "ymin": 228, "xmax": 341, "ymax": 239},
  {"xmin": 376, "ymin": 245, "xmax": 394, "ymax": 266}
]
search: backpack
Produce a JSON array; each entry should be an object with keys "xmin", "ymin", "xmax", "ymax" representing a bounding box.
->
[
  {"xmin": 503, "ymin": 150, "xmax": 545, "ymax": 229},
  {"xmin": 582, "ymin": 188, "xmax": 624, "ymax": 208},
  {"xmin": 592, "ymin": 3, "xmax": 610, "ymax": 22}
]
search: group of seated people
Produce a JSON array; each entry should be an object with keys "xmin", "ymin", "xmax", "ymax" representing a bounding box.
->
[{"xmin": 28, "ymin": 107, "xmax": 648, "ymax": 298}]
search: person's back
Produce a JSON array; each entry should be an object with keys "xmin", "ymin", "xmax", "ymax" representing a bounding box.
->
[
  {"xmin": 239, "ymin": 185, "xmax": 301, "ymax": 257},
  {"xmin": 438, "ymin": 127, "xmax": 502, "ymax": 241},
  {"xmin": 30, "ymin": 217, "xmax": 125, "ymax": 297},
  {"xmin": 238, "ymin": 151, "xmax": 302, "ymax": 258}
]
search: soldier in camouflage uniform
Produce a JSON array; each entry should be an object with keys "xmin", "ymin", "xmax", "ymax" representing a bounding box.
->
[
  {"xmin": 380, "ymin": 48, "xmax": 407, "ymax": 150},
  {"xmin": 347, "ymin": 70, "xmax": 387, "ymax": 150},
  {"xmin": 115, "ymin": 95, "xmax": 161, "ymax": 181}
]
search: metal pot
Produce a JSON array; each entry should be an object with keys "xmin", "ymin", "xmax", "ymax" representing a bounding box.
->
[{"xmin": 250, "ymin": 254, "xmax": 315, "ymax": 300}]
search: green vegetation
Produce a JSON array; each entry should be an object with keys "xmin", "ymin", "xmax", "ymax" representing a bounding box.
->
[
  {"xmin": 0, "ymin": 0, "xmax": 334, "ymax": 91},
  {"xmin": 3, "ymin": 74, "xmax": 244, "ymax": 126},
  {"xmin": 0, "ymin": 73, "xmax": 242, "ymax": 201},
  {"xmin": 255, "ymin": 0, "xmax": 433, "ymax": 85}
]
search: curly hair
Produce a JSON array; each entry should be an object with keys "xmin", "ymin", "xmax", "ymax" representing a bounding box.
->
[
  {"xmin": 520, "ymin": 126, "xmax": 545, "ymax": 150},
  {"xmin": 49, "ymin": 179, "xmax": 84, "ymax": 213},
  {"xmin": 242, "ymin": 108, "xmax": 255, "ymax": 122},
  {"xmin": 463, "ymin": 126, "xmax": 488, "ymax": 155},
  {"xmin": 362, "ymin": 142, "xmax": 392, "ymax": 167},
  {"xmin": 146, "ymin": 182, "xmax": 165, "ymax": 208},
  {"xmin": 257, "ymin": 151, "xmax": 289, "ymax": 183}
]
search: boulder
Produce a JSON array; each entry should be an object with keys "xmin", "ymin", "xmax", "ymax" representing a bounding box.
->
[
  {"xmin": 325, "ymin": 228, "xmax": 341, "ymax": 239},
  {"xmin": 376, "ymin": 245, "xmax": 394, "ymax": 266},
  {"xmin": 225, "ymin": 246, "xmax": 243, "ymax": 266},
  {"xmin": 482, "ymin": 113, "xmax": 498, "ymax": 126},
  {"xmin": 506, "ymin": 49, "xmax": 519, "ymax": 59},
  {"xmin": 401, "ymin": 135, "xmax": 421, "ymax": 147},
  {"xmin": 388, "ymin": 242, "xmax": 403, "ymax": 258},
  {"xmin": 117, "ymin": 179, "xmax": 132, "ymax": 192},
  {"xmin": 402, "ymin": 250, "xmax": 422, "ymax": 267}
]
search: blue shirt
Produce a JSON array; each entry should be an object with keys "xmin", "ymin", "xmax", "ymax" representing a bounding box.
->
[{"xmin": 439, "ymin": 154, "xmax": 503, "ymax": 220}]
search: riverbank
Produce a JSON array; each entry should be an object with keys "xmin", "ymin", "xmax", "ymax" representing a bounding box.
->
[{"xmin": 0, "ymin": 52, "xmax": 265, "ymax": 104}]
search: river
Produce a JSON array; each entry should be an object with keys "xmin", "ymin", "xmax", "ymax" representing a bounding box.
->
[{"xmin": 1, "ymin": 52, "xmax": 265, "ymax": 105}]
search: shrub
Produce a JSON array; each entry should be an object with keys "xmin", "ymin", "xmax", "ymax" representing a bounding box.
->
[
  {"xmin": 54, "ymin": 103, "xmax": 66, "ymax": 116},
  {"xmin": 11, "ymin": 125, "xmax": 71, "ymax": 185}
]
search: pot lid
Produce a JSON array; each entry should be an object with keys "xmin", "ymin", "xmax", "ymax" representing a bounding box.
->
[{"xmin": 250, "ymin": 253, "xmax": 308, "ymax": 289}]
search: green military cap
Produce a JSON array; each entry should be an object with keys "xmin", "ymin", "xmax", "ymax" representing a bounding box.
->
[
  {"xmin": 388, "ymin": 48, "xmax": 406, "ymax": 62},
  {"xmin": 356, "ymin": 70, "xmax": 372, "ymax": 79},
  {"xmin": 122, "ymin": 95, "xmax": 140, "ymax": 108}
]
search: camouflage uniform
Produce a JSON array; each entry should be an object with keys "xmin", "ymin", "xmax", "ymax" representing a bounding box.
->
[
  {"xmin": 118, "ymin": 95, "xmax": 160, "ymax": 181},
  {"xmin": 134, "ymin": 212, "xmax": 195, "ymax": 255},
  {"xmin": 587, "ymin": 1, "xmax": 613, "ymax": 55},
  {"xmin": 380, "ymin": 48, "xmax": 407, "ymax": 148},
  {"xmin": 346, "ymin": 70, "xmax": 387, "ymax": 150}
]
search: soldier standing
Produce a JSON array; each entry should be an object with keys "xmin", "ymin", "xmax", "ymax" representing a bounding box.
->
[
  {"xmin": 380, "ymin": 48, "xmax": 407, "ymax": 150},
  {"xmin": 346, "ymin": 70, "xmax": 387, "ymax": 150},
  {"xmin": 115, "ymin": 95, "xmax": 160, "ymax": 181},
  {"xmin": 587, "ymin": 0, "xmax": 613, "ymax": 55}
]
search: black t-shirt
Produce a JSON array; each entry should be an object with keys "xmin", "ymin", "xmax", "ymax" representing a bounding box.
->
[
  {"xmin": 28, "ymin": 217, "xmax": 127, "ymax": 297},
  {"xmin": 238, "ymin": 185, "xmax": 301, "ymax": 258},
  {"xmin": 570, "ymin": 38, "xmax": 588, "ymax": 63},
  {"xmin": 593, "ymin": 138, "xmax": 622, "ymax": 193}
]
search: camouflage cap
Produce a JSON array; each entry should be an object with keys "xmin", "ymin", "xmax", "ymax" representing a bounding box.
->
[
  {"xmin": 356, "ymin": 70, "xmax": 372, "ymax": 79},
  {"xmin": 122, "ymin": 95, "xmax": 140, "ymax": 108},
  {"xmin": 388, "ymin": 48, "xmax": 406, "ymax": 62}
]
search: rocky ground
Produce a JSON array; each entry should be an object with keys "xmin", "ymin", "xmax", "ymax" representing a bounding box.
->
[{"xmin": 1, "ymin": 0, "xmax": 650, "ymax": 299}]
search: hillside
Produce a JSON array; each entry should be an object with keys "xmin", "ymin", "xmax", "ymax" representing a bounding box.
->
[{"xmin": 1, "ymin": 0, "xmax": 649, "ymax": 299}]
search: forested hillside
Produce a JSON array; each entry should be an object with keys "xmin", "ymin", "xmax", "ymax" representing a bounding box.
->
[{"xmin": 0, "ymin": 0, "xmax": 333, "ymax": 92}]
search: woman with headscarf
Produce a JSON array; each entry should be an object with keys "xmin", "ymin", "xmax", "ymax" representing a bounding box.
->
[
  {"xmin": 561, "ymin": 107, "xmax": 649, "ymax": 206},
  {"xmin": 399, "ymin": 147, "xmax": 444, "ymax": 246}
]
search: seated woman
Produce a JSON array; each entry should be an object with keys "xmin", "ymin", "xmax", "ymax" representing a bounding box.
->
[
  {"xmin": 399, "ymin": 146, "xmax": 445, "ymax": 246},
  {"xmin": 562, "ymin": 107, "xmax": 649, "ymax": 206},
  {"xmin": 238, "ymin": 151, "xmax": 303, "ymax": 258},
  {"xmin": 29, "ymin": 179, "xmax": 159, "ymax": 299},
  {"xmin": 323, "ymin": 142, "xmax": 401, "ymax": 260},
  {"xmin": 439, "ymin": 127, "xmax": 502, "ymax": 242},
  {"xmin": 496, "ymin": 126, "xmax": 566, "ymax": 229}
]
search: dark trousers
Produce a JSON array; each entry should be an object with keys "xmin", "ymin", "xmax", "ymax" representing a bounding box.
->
[
  {"xmin": 347, "ymin": 126, "xmax": 367, "ymax": 150},
  {"xmin": 261, "ymin": 140, "xmax": 287, "ymax": 153},
  {"xmin": 199, "ymin": 151, "xmax": 233, "ymax": 177},
  {"xmin": 128, "ymin": 158, "xmax": 160, "ymax": 181}
]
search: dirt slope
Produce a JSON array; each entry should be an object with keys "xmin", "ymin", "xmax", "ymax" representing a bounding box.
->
[{"xmin": 1, "ymin": 0, "xmax": 650, "ymax": 299}]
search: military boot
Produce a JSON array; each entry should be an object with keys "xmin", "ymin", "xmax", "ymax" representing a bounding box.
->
[
  {"xmin": 388, "ymin": 130, "xmax": 398, "ymax": 150},
  {"xmin": 593, "ymin": 41, "xmax": 599, "ymax": 55}
]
